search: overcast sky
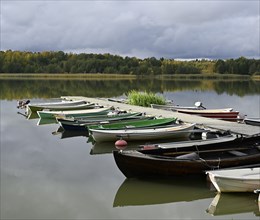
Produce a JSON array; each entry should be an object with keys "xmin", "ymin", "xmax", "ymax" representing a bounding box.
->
[{"xmin": 1, "ymin": 0, "xmax": 259, "ymax": 59}]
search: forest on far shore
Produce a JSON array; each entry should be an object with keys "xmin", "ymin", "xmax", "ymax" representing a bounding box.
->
[{"xmin": 1, "ymin": 50, "xmax": 260, "ymax": 76}]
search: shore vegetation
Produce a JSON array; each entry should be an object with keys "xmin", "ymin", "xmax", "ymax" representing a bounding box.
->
[{"xmin": 1, "ymin": 50, "xmax": 259, "ymax": 77}]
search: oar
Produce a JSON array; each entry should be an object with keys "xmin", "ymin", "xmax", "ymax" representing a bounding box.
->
[{"xmin": 162, "ymin": 146, "xmax": 252, "ymax": 156}]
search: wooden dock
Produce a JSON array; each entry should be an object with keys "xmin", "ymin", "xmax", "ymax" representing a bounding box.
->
[{"xmin": 61, "ymin": 96, "xmax": 260, "ymax": 137}]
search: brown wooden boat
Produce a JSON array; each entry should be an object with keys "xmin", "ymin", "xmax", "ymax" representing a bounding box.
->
[
  {"xmin": 113, "ymin": 135, "xmax": 260, "ymax": 178},
  {"xmin": 151, "ymin": 103, "xmax": 240, "ymax": 121},
  {"xmin": 175, "ymin": 108, "xmax": 240, "ymax": 121}
]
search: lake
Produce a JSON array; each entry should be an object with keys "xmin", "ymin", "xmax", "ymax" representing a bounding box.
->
[{"xmin": 1, "ymin": 78, "xmax": 260, "ymax": 219}]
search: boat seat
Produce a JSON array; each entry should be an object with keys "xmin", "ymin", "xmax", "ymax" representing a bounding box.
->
[
  {"xmin": 175, "ymin": 152, "xmax": 200, "ymax": 160},
  {"xmin": 228, "ymin": 150, "xmax": 247, "ymax": 156},
  {"xmin": 125, "ymin": 125, "xmax": 135, "ymax": 128}
]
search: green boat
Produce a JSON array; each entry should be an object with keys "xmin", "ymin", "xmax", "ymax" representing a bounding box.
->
[
  {"xmin": 57, "ymin": 112, "xmax": 148, "ymax": 131},
  {"xmin": 37, "ymin": 107, "xmax": 112, "ymax": 120},
  {"xmin": 88, "ymin": 117, "xmax": 177, "ymax": 130}
]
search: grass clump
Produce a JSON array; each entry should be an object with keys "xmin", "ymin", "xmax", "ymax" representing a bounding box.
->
[{"xmin": 127, "ymin": 90, "xmax": 166, "ymax": 107}]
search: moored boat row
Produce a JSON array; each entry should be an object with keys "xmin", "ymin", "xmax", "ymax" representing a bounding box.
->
[
  {"xmin": 18, "ymin": 96, "xmax": 260, "ymax": 203},
  {"xmin": 57, "ymin": 112, "xmax": 147, "ymax": 131}
]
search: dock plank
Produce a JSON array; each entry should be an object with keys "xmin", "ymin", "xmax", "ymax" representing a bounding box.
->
[{"xmin": 61, "ymin": 96, "xmax": 260, "ymax": 137}]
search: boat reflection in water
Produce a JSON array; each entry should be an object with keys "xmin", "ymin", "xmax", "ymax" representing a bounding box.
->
[
  {"xmin": 52, "ymin": 126, "xmax": 88, "ymax": 139},
  {"xmin": 27, "ymin": 111, "xmax": 39, "ymax": 119},
  {"xmin": 113, "ymin": 177, "xmax": 214, "ymax": 207},
  {"xmin": 17, "ymin": 110, "xmax": 38, "ymax": 120},
  {"xmin": 37, "ymin": 117, "xmax": 58, "ymax": 125},
  {"xmin": 206, "ymin": 192, "xmax": 260, "ymax": 217}
]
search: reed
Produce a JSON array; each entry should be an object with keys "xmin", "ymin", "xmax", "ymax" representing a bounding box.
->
[{"xmin": 127, "ymin": 90, "xmax": 166, "ymax": 107}]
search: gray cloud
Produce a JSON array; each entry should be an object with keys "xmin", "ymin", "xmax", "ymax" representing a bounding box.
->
[{"xmin": 1, "ymin": 1, "xmax": 259, "ymax": 59}]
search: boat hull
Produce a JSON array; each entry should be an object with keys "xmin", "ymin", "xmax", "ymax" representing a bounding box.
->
[
  {"xmin": 176, "ymin": 109, "xmax": 239, "ymax": 121},
  {"xmin": 113, "ymin": 136, "xmax": 260, "ymax": 178},
  {"xmin": 28, "ymin": 103, "xmax": 95, "ymax": 112},
  {"xmin": 88, "ymin": 117, "xmax": 177, "ymax": 130},
  {"xmin": 151, "ymin": 104, "xmax": 238, "ymax": 121},
  {"xmin": 114, "ymin": 151, "xmax": 260, "ymax": 178},
  {"xmin": 27, "ymin": 100, "xmax": 86, "ymax": 112},
  {"xmin": 37, "ymin": 107, "xmax": 111, "ymax": 120},
  {"xmin": 58, "ymin": 113, "xmax": 146, "ymax": 131},
  {"xmin": 244, "ymin": 118, "xmax": 260, "ymax": 126},
  {"xmin": 89, "ymin": 123, "xmax": 195, "ymax": 142},
  {"xmin": 206, "ymin": 168, "xmax": 260, "ymax": 192}
]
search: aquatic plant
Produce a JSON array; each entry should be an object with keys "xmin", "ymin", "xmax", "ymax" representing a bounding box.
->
[{"xmin": 127, "ymin": 90, "xmax": 166, "ymax": 107}]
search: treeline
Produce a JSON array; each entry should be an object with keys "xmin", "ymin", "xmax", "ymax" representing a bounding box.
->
[{"xmin": 0, "ymin": 50, "xmax": 259, "ymax": 75}]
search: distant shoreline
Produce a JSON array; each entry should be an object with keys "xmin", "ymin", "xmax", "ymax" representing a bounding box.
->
[
  {"xmin": 0, "ymin": 73, "xmax": 259, "ymax": 80},
  {"xmin": 0, "ymin": 73, "xmax": 137, "ymax": 80}
]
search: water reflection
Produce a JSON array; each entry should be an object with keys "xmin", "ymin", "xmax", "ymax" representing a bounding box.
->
[
  {"xmin": 27, "ymin": 111, "xmax": 39, "ymax": 119},
  {"xmin": 90, "ymin": 142, "xmax": 119, "ymax": 155},
  {"xmin": 1, "ymin": 79, "xmax": 259, "ymax": 100},
  {"xmin": 113, "ymin": 177, "xmax": 214, "ymax": 207},
  {"xmin": 52, "ymin": 126, "xmax": 88, "ymax": 139},
  {"xmin": 206, "ymin": 193, "xmax": 260, "ymax": 217},
  {"xmin": 37, "ymin": 118, "xmax": 58, "ymax": 125},
  {"xmin": 2, "ymin": 94, "xmax": 260, "ymax": 219}
]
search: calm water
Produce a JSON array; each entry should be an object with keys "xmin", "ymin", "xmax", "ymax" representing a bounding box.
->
[{"xmin": 1, "ymin": 79, "xmax": 260, "ymax": 219}]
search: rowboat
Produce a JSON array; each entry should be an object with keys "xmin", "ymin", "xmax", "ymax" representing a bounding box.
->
[
  {"xmin": 138, "ymin": 133, "xmax": 260, "ymax": 155},
  {"xmin": 152, "ymin": 102, "xmax": 240, "ymax": 121},
  {"xmin": 37, "ymin": 107, "xmax": 112, "ymax": 120},
  {"xmin": 89, "ymin": 122, "xmax": 195, "ymax": 142},
  {"xmin": 57, "ymin": 112, "xmax": 147, "ymax": 131},
  {"xmin": 113, "ymin": 135, "xmax": 260, "ymax": 178},
  {"xmin": 206, "ymin": 167, "xmax": 260, "ymax": 193},
  {"xmin": 139, "ymin": 130, "xmax": 236, "ymax": 152},
  {"xmin": 244, "ymin": 118, "xmax": 260, "ymax": 126},
  {"xmin": 151, "ymin": 101, "xmax": 205, "ymax": 111},
  {"xmin": 27, "ymin": 100, "xmax": 87, "ymax": 112},
  {"xmin": 175, "ymin": 108, "xmax": 240, "ymax": 121},
  {"xmin": 206, "ymin": 192, "xmax": 260, "ymax": 216},
  {"xmin": 88, "ymin": 117, "xmax": 177, "ymax": 130},
  {"xmin": 28, "ymin": 102, "xmax": 97, "ymax": 112},
  {"xmin": 107, "ymin": 98, "xmax": 127, "ymax": 103}
]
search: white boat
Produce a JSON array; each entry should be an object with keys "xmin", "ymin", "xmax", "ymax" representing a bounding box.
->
[
  {"xmin": 151, "ymin": 101, "xmax": 205, "ymax": 111},
  {"xmin": 206, "ymin": 167, "xmax": 260, "ymax": 193},
  {"xmin": 149, "ymin": 132, "xmax": 237, "ymax": 149},
  {"xmin": 88, "ymin": 122, "xmax": 196, "ymax": 142},
  {"xmin": 244, "ymin": 118, "xmax": 260, "ymax": 126},
  {"xmin": 27, "ymin": 100, "xmax": 87, "ymax": 112},
  {"xmin": 28, "ymin": 102, "xmax": 96, "ymax": 112}
]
